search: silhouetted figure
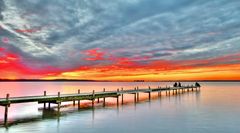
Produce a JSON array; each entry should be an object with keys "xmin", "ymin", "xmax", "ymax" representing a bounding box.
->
[
  {"xmin": 195, "ymin": 82, "xmax": 201, "ymax": 87},
  {"xmin": 173, "ymin": 82, "xmax": 177, "ymax": 87},
  {"xmin": 178, "ymin": 82, "xmax": 181, "ymax": 87}
]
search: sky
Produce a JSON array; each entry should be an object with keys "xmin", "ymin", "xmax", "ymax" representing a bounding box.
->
[{"xmin": 0, "ymin": 0, "xmax": 240, "ymax": 81}]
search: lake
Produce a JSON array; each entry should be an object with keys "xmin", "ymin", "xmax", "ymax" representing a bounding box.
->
[{"xmin": 0, "ymin": 82, "xmax": 239, "ymax": 133}]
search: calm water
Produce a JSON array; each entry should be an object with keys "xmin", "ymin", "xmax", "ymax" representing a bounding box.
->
[{"xmin": 0, "ymin": 82, "xmax": 239, "ymax": 133}]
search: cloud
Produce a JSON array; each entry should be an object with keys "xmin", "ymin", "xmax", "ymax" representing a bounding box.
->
[
  {"xmin": 0, "ymin": 0, "xmax": 240, "ymax": 79},
  {"xmin": 83, "ymin": 48, "xmax": 105, "ymax": 61}
]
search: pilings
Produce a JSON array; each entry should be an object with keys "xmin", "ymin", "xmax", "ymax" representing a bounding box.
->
[
  {"xmin": 158, "ymin": 86, "xmax": 161, "ymax": 97},
  {"xmin": 134, "ymin": 87, "xmax": 137, "ymax": 103},
  {"xmin": 78, "ymin": 89, "xmax": 80, "ymax": 109},
  {"xmin": 73, "ymin": 100, "xmax": 75, "ymax": 106},
  {"xmin": 92, "ymin": 90, "xmax": 95, "ymax": 108},
  {"xmin": 148, "ymin": 86, "xmax": 151, "ymax": 101},
  {"xmin": 57, "ymin": 92, "xmax": 61, "ymax": 113},
  {"xmin": 97, "ymin": 98, "xmax": 100, "ymax": 103},
  {"xmin": 137, "ymin": 87, "xmax": 139, "ymax": 101},
  {"xmin": 168, "ymin": 86, "xmax": 171, "ymax": 95},
  {"xmin": 43, "ymin": 91, "xmax": 46, "ymax": 109},
  {"xmin": 103, "ymin": 88, "xmax": 106, "ymax": 107},
  {"xmin": 4, "ymin": 94, "xmax": 9, "ymax": 125},
  {"xmin": 121, "ymin": 88, "xmax": 124, "ymax": 105},
  {"xmin": 117, "ymin": 89, "xmax": 119, "ymax": 107}
]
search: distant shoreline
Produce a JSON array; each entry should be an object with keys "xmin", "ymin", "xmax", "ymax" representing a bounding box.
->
[{"xmin": 0, "ymin": 79, "xmax": 239, "ymax": 82}]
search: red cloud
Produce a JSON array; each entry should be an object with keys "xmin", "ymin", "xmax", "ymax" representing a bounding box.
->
[
  {"xmin": 83, "ymin": 48, "xmax": 105, "ymax": 61},
  {"xmin": 0, "ymin": 47, "xmax": 5, "ymax": 51},
  {"xmin": 1, "ymin": 46, "xmax": 240, "ymax": 80},
  {"xmin": 0, "ymin": 48, "xmax": 61, "ymax": 79}
]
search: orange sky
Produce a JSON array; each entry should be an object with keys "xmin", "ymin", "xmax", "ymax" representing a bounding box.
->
[
  {"xmin": 1, "ymin": 47, "xmax": 240, "ymax": 81},
  {"xmin": 43, "ymin": 64, "xmax": 240, "ymax": 81}
]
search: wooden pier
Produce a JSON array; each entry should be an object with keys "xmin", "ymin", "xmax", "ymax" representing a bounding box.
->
[{"xmin": 0, "ymin": 85, "xmax": 200, "ymax": 125}]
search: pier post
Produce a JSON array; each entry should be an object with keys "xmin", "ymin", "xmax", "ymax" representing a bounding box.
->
[
  {"xmin": 121, "ymin": 88, "xmax": 124, "ymax": 105},
  {"xmin": 92, "ymin": 90, "xmax": 95, "ymax": 108},
  {"xmin": 168, "ymin": 86, "xmax": 171, "ymax": 95},
  {"xmin": 4, "ymin": 94, "xmax": 9, "ymax": 125},
  {"xmin": 57, "ymin": 92, "xmax": 61, "ymax": 113},
  {"xmin": 166, "ymin": 86, "xmax": 169, "ymax": 95},
  {"xmin": 43, "ymin": 91, "xmax": 46, "ymax": 109},
  {"xmin": 73, "ymin": 100, "xmax": 75, "ymax": 106},
  {"xmin": 134, "ymin": 87, "xmax": 137, "ymax": 103},
  {"xmin": 137, "ymin": 87, "xmax": 139, "ymax": 101},
  {"xmin": 117, "ymin": 89, "xmax": 119, "ymax": 107},
  {"xmin": 78, "ymin": 89, "xmax": 80, "ymax": 109},
  {"xmin": 103, "ymin": 88, "xmax": 106, "ymax": 107},
  {"xmin": 148, "ymin": 86, "xmax": 151, "ymax": 101},
  {"xmin": 159, "ymin": 87, "xmax": 162, "ymax": 97},
  {"xmin": 157, "ymin": 86, "xmax": 160, "ymax": 96}
]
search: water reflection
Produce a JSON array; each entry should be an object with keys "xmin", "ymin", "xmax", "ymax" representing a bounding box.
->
[{"xmin": 0, "ymin": 82, "xmax": 239, "ymax": 133}]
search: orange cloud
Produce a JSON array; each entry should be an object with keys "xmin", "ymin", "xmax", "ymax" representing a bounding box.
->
[
  {"xmin": 83, "ymin": 48, "xmax": 105, "ymax": 61},
  {"xmin": 43, "ymin": 53, "xmax": 240, "ymax": 81},
  {"xmin": 1, "ymin": 47, "xmax": 240, "ymax": 81}
]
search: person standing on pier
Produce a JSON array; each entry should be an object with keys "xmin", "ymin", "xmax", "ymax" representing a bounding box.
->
[
  {"xmin": 178, "ymin": 82, "xmax": 181, "ymax": 87},
  {"xmin": 173, "ymin": 82, "xmax": 178, "ymax": 87},
  {"xmin": 195, "ymin": 82, "xmax": 201, "ymax": 87}
]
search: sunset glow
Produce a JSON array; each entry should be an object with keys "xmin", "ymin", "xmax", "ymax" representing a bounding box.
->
[{"xmin": 1, "ymin": 45, "xmax": 239, "ymax": 81}]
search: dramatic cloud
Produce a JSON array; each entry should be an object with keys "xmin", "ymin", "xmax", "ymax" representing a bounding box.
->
[{"xmin": 0, "ymin": 0, "xmax": 240, "ymax": 80}]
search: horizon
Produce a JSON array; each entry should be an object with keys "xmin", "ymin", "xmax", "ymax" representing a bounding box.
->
[{"xmin": 0, "ymin": 78, "xmax": 240, "ymax": 82}]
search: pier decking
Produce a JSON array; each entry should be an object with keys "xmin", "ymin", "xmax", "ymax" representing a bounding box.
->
[{"xmin": 0, "ymin": 85, "xmax": 200, "ymax": 125}]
